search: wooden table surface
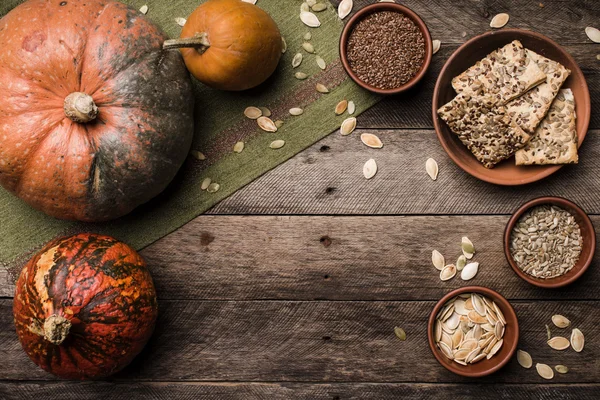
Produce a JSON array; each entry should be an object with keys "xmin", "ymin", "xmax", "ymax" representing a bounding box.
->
[{"xmin": 1, "ymin": 0, "xmax": 599, "ymax": 398}]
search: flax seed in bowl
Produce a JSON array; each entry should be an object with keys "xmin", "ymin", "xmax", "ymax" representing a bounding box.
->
[{"xmin": 339, "ymin": 3, "xmax": 432, "ymax": 94}]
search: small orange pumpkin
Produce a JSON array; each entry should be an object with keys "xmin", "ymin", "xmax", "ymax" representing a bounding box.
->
[{"xmin": 164, "ymin": 0, "xmax": 283, "ymax": 91}]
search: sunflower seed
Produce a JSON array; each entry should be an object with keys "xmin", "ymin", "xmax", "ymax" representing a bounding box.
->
[
  {"xmin": 536, "ymin": 363, "xmax": 554, "ymax": 380},
  {"xmin": 175, "ymin": 17, "xmax": 187, "ymax": 27},
  {"xmin": 555, "ymin": 365, "xmax": 569, "ymax": 374},
  {"xmin": 190, "ymin": 150, "xmax": 206, "ymax": 160},
  {"xmin": 257, "ymin": 116, "xmax": 277, "ymax": 132},
  {"xmin": 139, "ymin": 4, "xmax": 148, "ymax": 14},
  {"xmin": 490, "ymin": 13, "xmax": 509, "ymax": 28},
  {"xmin": 394, "ymin": 326, "xmax": 406, "ymax": 341},
  {"xmin": 432, "ymin": 250, "xmax": 445, "ymax": 270},
  {"xmin": 292, "ymin": 53, "xmax": 303, "ymax": 68},
  {"xmin": 340, "ymin": 117, "xmax": 356, "ymax": 136},
  {"xmin": 312, "ymin": 3, "xmax": 327, "ymax": 12},
  {"xmin": 585, "ymin": 27, "xmax": 600, "ymax": 43},
  {"xmin": 281, "ymin": 36, "xmax": 287, "ymax": 53},
  {"xmin": 361, "ymin": 133, "xmax": 383, "ymax": 149},
  {"xmin": 440, "ymin": 264, "xmax": 457, "ymax": 281},
  {"xmin": 456, "ymin": 255, "xmax": 467, "ymax": 271},
  {"xmin": 316, "ymin": 83, "xmax": 329, "ymax": 93},
  {"xmin": 304, "ymin": 32, "xmax": 312, "ymax": 41},
  {"xmin": 207, "ymin": 182, "xmax": 220, "ymax": 193},
  {"xmin": 552, "ymin": 315, "xmax": 570, "ymax": 329},
  {"xmin": 233, "ymin": 141, "xmax": 244, "ymax": 153},
  {"xmin": 517, "ymin": 349, "xmax": 532, "ymax": 368},
  {"xmin": 289, "ymin": 107, "xmax": 304, "ymax": 116},
  {"xmin": 338, "ymin": 0, "xmax": 352, "ymax": 19},
  {"xmin": 335, "ymin": 100, "xmax": 348, "ymax": 115},
  {"xmin": 302, "ymin": 42, "xmax": 315, "ymax": 53},
  {"xmin": 426, "ymin": 158, "xmax": 438, "ymax": 180},
  {"xmin": 461, "ymin": 262, "xmax": 479, "ymax": 280},
  {"xmin": 461, "ymin": 237, "xmax": 475, "ymax": 254},
  {"xmin": 348, "ymin": 101, "xmax": 356, "ymax": 115},
  {"xmin": 571, "ymin": 328, "xmax": 584, "ymax": 352},
  {"xmin": 316, "ymin": 55, "xmax": 326, "ymax": 70},
  {"xmin": 269, "ymin": 140, "xmax": 285, "ymax": 149},
  {"xmin": 295, "ymin": 72, "xmax": 308, "ymax": 80},
  {"xmin": 244, "ymin": 106, "xmax": 262, "ymax": 119},
  {"xmin": 363, "ymin": 159, "xmax": 377, "ymax": 179},
  {"xmin": 201, "ymin": 178, "xmax": 212, "ymax": 190},
  {"xmin": 300, "ymin": 11, "xmax": 321, "ymax": 27},
  {"xmin": 259, "ymin": 107, "xmax": 271, "ymax": 117},
  {"xmin": 548, "ymin": 336, "xmax": 570, "ymax": 351},
  {"xmin": 432, "ymin": 39, "xmax": 441, "ymax": 54}
]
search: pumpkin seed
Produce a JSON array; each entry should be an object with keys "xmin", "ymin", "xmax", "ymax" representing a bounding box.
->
[
  {"xmin": 316, "ymin": 55, "xmax": 326, "ymax": 70},
  {"xmin": 257, "ymin": 116, "xmax": 277, "ymax": 132},
  {"xmin": 311, "ymin": 3, "xmax": 327, "ymax": 12},
  {"xmin": 304, "ymin": 32, "xmax": 312, "ymax": 41},
  {"xmin": 338, "ymin": 0, "xmax": 352, "ymax": 19},
  {"xmin": 201, "ymin": 178, "xmax": 212, "ymax": 190},
  {"xmin": 461, "ymin": 237, "xmax": 475, "ymax": 254},
  {"xmin": 300, "ymin": 11, "xmax": 321, "ymax": 27},
  {"xmin": 432, "ymin": 250, "xmax": 445, "ymax": 270},
  {"xmin": 552, "ymin": 315, "xmax": 570, "ymax": 329},
  {"xmin": 585, "ymin": 27, "xmax": 600, "ymax": 43},
  {"xmin": 175, "ymin": 17, "xmax": 187, "ymax": 27},
  {"xmin": 302, "ymin": 42, "xmax": 315, "ymax": 53},
  {"xmin": 363, "ymin": 158, "xmax": 377, "ymax": 179},
  {"xmin": 190, "ymin": 150, "xmax": 206, "ymax": 160},
  {"xmin": 432, "ymin": 39, "xmax": 441, "ymax": 54},
  {"xmin": 456, "ymin": 255, "xmax": 467, "ymax": 271},
  {"xmin": 440, "ymin": 264, "xmax": 457, "ymax": 281},
  {"xmin": 316, "ymin": 83, "xmax": 329, "ymax": 93},
  {"xmin": 570, "ymin": 328, "xmax": 584, "ymax": 352},
  {"xmin": 361, "ymin": 133, "xmax": 383, "ymax": 149},
  {"xmin": 536, "ymin": 363, "xmax": 554, "ymax": 380},
  {"xmin": 555, "ymin": 365, "xmax": 569, "ymax": 374},
  {"xmin": 548, "ymin": 336, "xmax": 570, "ymax": 350},
  {"xmin": 394, "ymin": 326, "xmax": 406, "ymax": 341},
  {"xmin": 347, "ymin": 101, "xmax": 356, "ymax": 115},
  {"xmin": 274, "ymin": 120, "xmax": 284, "ymax": 128},
  {"xmin": 269, "ymin": 140, "xmax": 285, "ymax": 149},
  {"xmin": 340, "ymin": 117, "xmax": 356, "ymax": 136},
  {"xmin": 517, "ymin": 349, "xmax": 532, "ymax": 368},
  {"xmin": 259, "ymin": 107, "xmax": 271, "ymax": 117},
  {"xmin": 281, "ymin": 36, "xmax": 287, "ymax": 53},
  {"xmin": 306, "ymin": 0, "xmax": 316, "ymax": 6},
  {"xmin": 490, "ymin": 13, "xmax": 509, "ymax": 28},
  {"xmin": 289, "ymin": 107, "xmax": 304, "ymax": 116},
  {"xmin": 295, "ymin": 72, "xmax": 308, "ymax": 80},
  {"xmin": 300, "ymin": 2, "xmax": 310, "ymax": 12},
  {"xmin": 244, "ymin": 106, "xmax": 262, "ymax": 119},
  {"xmin": 426, "ymin": 158, "xmax": 438, "ymax": 180},
  {"xmin": 335, "ymin": 100, "xmax": 348, "ymax": 115},
  {"xmin": 292, "ymin": 53, "xmax": 303, "ymax": 68},
  {"xmin": 207, "ymin": 182, "xmax": 220, "ymax": 193},
  {"xmin": 546, "ymin": 324, "xmax": 552, "ymax": 340},
  {"xmin": 139, "ymin": 4, "xmax": 148, "ymax": 14},
  {"xmin": 241, "ymin": 0, "xmax": 257, "ymax": 3},
  {"xmin": 461, "ymin": 262, "xmax": 479, "ymax": 280},
  {"xmin": 233, "ymin": 141, "xmax": 245, "ymax": 153}
]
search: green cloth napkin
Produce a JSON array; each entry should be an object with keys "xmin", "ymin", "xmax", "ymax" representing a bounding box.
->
[{"xmin": 0, "ymin": 0, "xmax": 379, "ymax": 268}]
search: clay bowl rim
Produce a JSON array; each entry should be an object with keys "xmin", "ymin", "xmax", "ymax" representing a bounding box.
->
[
  {"xmin": 503, "ymin": 196, "xmax": 596, "ymax": 288},
  {"xmin": 339, "ymin": 2, "xmax": 433, "ymax": 95},
  {"xmin": 431, "ymin": 28, "xmax": 591, "ymax": 185},
  {"xmin": 427, "ymin": 286, "xmax": 519, "ymax": 377}
]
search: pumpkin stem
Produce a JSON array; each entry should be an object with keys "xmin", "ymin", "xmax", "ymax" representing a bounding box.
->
[
  {"xmin": 42, "ymin": 315, "xmax": 72, "ymax": 345},
  {"xmin": 64, "ymin": 92, "xmax": 98, "ymax": 123},
  {"xmin": 163, "ymin": 32, "xmax": 210, "ymax": 54}
]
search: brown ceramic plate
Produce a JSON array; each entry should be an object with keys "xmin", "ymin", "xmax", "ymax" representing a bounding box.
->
[
  {"xmin": 428, "ymin": 286, "xmax": 519, "ymax": 377},
  {"xmin": 504, "ymin": 196, "xmax": 596, "ymax": 288},
  {"xmin": 432, "ymin": 29, "xmax": 591, "ymax": 185},
  {"xmin": 339, "ymin": 2, "xmax": 432, "ymax": 95}
]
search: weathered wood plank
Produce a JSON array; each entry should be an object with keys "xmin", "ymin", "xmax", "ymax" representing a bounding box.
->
[
  {"xmin": 209, "ymin": 130, "xmax": 600, "ymax": 215},
  {"xmin": 2, "ymin": 216, "xmax": 599, "ymax": 301},
  {"xmin": 1, "ymin": 382, "xmax": 599, "ymax": 400},
  {"xmin": 1, "ymin": 299, "xmax": 597, "ymax": 382}
]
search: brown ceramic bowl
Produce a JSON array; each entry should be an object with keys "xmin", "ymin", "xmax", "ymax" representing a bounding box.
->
[
  {"xmin": 428, "ymin": 286, "xmax": 519, "ymax": 377},
  {"xmin": 504, "ymin": 196, "xmax": 596, "ymax": 288},
  {"xmin": 339, "ymin": 2, "xmax": 432, "ymax": 95},
  {"xmin": 432, "ymin": 29, "xmax": 591, "ymax": 185}
]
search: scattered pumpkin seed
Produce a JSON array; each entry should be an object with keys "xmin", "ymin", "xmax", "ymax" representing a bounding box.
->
[
  {"xmin": 295, "ymin": 72, "xmax": 308, "ymax": 80},
  {"xmin": 338, "ymin": 0, "xmax": 352, "ymax": 19},
  {"xmin": 269, "ymin": 140, "xmax": 286, "ymax": 149},
  {"xmin": 555, "ymin": 365, "xmax": 569, "ymax": 374},
  {"xmin": 300, "ymin": 11, "xmax": 321, "ymax": 27},
  {"xmin": 517, "ymin": 349, "xmax": 532, "ymax": 368},
  {"xmin": 340, "ymin": 117, "xmax": 357, "ymax": 135},
  {"xmin": 281, "ymin": 36, "xmax": 287, "ymax": 53},
  {"xmin": 426, "ymin": 158, "xmax": 438, "ymax": 180},
  {"xmin": 585, "ymin": 27, "xmax": 600, "ymax": 43},
  {"xmin": 432, "ymin": 39, "xmax": 441, "ymax": 54},
  {"xmin": 316, "ymin": 55, "xmax": 326, "ymax": 70},
  {"xmin": 456, "ymin": 255, "xmax": 467, "ymax": 271},
  {"xmin": 546, "ymin": 324, "xmax": 552, "ymax": 340},
  {"xmin": 233, "ymin": 141, "xmax": 244, "ymax": 153},
  {"xmin": 440, "ymin": 264, "xmax": 457, "ymax": 281},
  {"xmin": 552, "ymin": 315, "xmax": 570, "ymax": 329},
  {"xmin": 547, "ymin": 336, "xmax": 570, "ymax": 351},
  {"xmin": 300, "ymin": 2, "xmax": 310, "ymax": 12},
  {"xmin": 394, "ymin": 326, "xmax": 407, "ymax": 341},
  {"xmin": 304, "ymin": 32, "xmax": 312, "ymax": 41},
  {"xmin": 361, "ymin": 133, "xmax": 383, "ymax": 149},
  {"xmin": 536, "ymin": 363, "xmax": 554, "ymax": 380},
  {"xmin": 363, "ymin": 158, "xmax": 377, "ymax": 179},
  {"xmin": 289, "ymin": 107, "xmax": 304, "ymax": 116},
  {"xmin": 490, "ymin": 13, "xmax": 509, "ymax": 29},
  {"xmin": 311, "ymin": 3, "xmax": 327, "ymax": 12},
  {"xmin": 432, "ymin": 250, "xmax": 445, "ymax": 271},
  {"xmin": 335, "ymin": 100, "xmax": 348, "ymax": 115},
  {"xmin": 175, "ymin": 17, "xmax": 187, "ymax": 27},
  {"xmin": 461, "ymin": 236, "xmax": 475, "ymax": 255},
  {"xmin": 306, "ymin": 0, "xmax": 316, "ymax": 6},
  {"xmin": 190, "ymin": 150, "xmax": 206, "ymax": 160},
  {"xmin": 257, "ymin": 116, "xmax": 277, "ymax": 132},
  {"xmin": 302, "ymin": 42, "xmax": 315, "ymax": 53},
  {"xmin": 201, "ymin": 178, "xmax": 212, "ymax": 190},
  {"xmin": 347, "ymin": 100, "xmax": 356, "ymax": 115},
  {"xmin": 596, "ymin": 54, "xmax": 600, "ymax": 61},
  {"xmin": 316, "ymin": 83, "xmax": 329, "ymax": 93},
  {"xmin": 570, "ymin": 328, "xmax": 584, "ymax": 352},
  {"xmin": 292, "ymin": 53, "xmax": 303, "ymax": 68},
  {"xmin": 207, "ymin": 182, "xmax": 220, "ymax": 193},
  {"xmin": 461, "ymin": 262, "xmax": 479, "ymax": 280},
  {"xmin": 139, "ymin": 4, "xmax": 148, "ymax": 14},
  {"xmin": 274, "ymin": 120, "xmax": 284, "ymax": 128},
  {"xmin": 244, "ymin": 106, "xmax": 262, "ymax": 119},
  {"xmin": 259, "ymin": 107, "xmax": 271, "ymax": 117}
]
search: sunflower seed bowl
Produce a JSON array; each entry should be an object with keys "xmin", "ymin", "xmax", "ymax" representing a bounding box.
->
[{"xmin": 504, "ymin": 197, "xmax": 596, "ymax": 288}]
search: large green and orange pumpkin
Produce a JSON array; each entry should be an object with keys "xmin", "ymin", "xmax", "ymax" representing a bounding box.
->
[
  {"xmin": 13, "ymin": 233, "xmax": 158, "ymax": 380},
  {"xmin": 0, "ymin": 0, "xmax": 194, "ymax": 221}
]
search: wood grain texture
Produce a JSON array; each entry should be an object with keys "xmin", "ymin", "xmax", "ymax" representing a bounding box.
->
[
  {"xmin": 1, "ymin": 299, "xmax": 598, "ymax": 382},
  {"xmin": 209, "ymin": 130, "xmax": 600, "ymax": 215},
  {"xmin": 2, "ymin": 216, "xmax": 599, "ymax": 301},
  {"xmin": 1, "ymin": 382, "xmax": 599, "ymax": 400}
]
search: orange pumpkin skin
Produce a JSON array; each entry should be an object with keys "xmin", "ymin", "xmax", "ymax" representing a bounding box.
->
[
  {"xmin": 13, "ymin": 233, "xmax": 158, "ymax": 380},
  {"xmin": 180, "ymin": 0, "xmax": 282, "ymax": 91},
  {"xmin": 0, "ymin": 0, "xmax": 194, "ymax": 221}
]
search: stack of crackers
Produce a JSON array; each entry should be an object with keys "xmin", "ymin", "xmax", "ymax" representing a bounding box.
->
[{"xmin": 437, "ymin": 40, "xmax": 577, "ymax": 168}]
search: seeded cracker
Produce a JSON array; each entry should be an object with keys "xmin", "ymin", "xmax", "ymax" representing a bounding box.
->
[
  {"xmin": 438, "ymin": 93, "xmax": 530, "ymax": 168},
  {"xmin": 452, "ymin": 40, "xmax": 546, "ymax": 105},
  {"xmin": 515, "ymin": 89, "xmax": 578, "ymax": 165},
  {"xmin": 507, "ymin": 50, "xmax": 571, "ymax": 133}
]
